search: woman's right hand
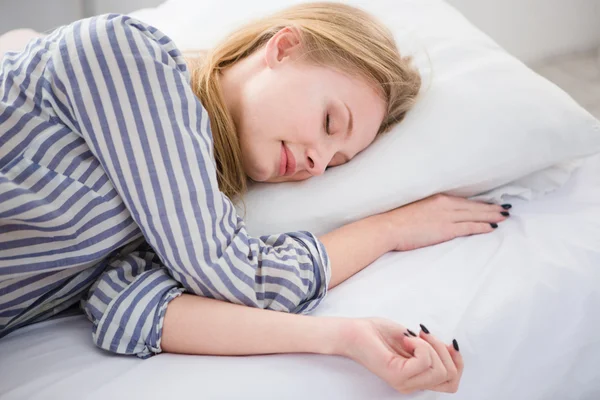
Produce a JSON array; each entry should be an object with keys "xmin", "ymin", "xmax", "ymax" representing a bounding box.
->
[{"xmin": 341, "ymin": 317, "xmax": 464, "ymax": 395}]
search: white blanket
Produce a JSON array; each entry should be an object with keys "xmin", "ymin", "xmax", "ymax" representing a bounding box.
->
[{"xmin": 1, "ymin": 153, "xmax": 599, "ymax": 399}]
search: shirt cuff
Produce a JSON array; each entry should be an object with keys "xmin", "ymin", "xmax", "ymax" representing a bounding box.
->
[
  {"xmin": 289, "ymin": 231, "xmax": 332, "ymax": 315},
  {"xmin": 136, "ymin": 287, "xmax": 186, "ymax": 359}
]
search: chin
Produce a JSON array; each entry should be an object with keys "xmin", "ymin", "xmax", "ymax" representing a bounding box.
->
[
  {"xmin": 266, "ymin": 173, "xmax": 312, "ymax": 183},
  {"xmin": 248, "ymin": 173, "xmax": 268, "ymax": 183}
]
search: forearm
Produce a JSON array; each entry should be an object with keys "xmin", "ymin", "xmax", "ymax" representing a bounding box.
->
[
  {"xmin": 159, "ymin": 215, "xmax": 392, "ymax": 357},
  {"xmin": 319, "ymin": 213, "xmax": 395, "ymax": 290},
  {"xmin": 161, "ymin": 293, "xmax": 352, "ymax": 356}
]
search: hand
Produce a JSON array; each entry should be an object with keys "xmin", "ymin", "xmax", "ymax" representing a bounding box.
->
[
  {"xmin": 342, "ymin": 318, "xmax": 464, "ymax": 394},
  {"xmin": 382, "ymin": 194, "xmax": 511, "ymax": 252}
]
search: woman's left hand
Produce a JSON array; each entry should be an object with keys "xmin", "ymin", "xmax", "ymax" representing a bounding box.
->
[{"xmin": 380, "ymin": 193, "xmax": 510, "ymax": 252}]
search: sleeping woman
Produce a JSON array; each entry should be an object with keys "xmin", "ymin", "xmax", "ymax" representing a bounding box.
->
[{"xmin": 0, "ymin": 2, "xmax": 512, "ymax": 395}]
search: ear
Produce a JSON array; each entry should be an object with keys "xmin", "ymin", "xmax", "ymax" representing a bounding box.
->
[{"xmin": 264, "ymin": 26, "xmax": 302, "ymax": 69}]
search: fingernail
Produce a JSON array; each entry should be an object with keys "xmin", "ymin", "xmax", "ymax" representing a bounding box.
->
[
  {"xmin": 490, "ymin": 223, "xmax": 498, "ymax": 229},
  {"xmin": 404, "ymin": 332, "xmax": 410, "ymax": 337},
  {"xmin": 452, "ymin": 339, "xmax": 460, "ymax": 352},
  {"xmin": 501, "ymin": 211, "xmax": 510, "ymax": 217},
  {"xmin": 407, "ymin": 329, "xmax": 417, "ymax": 337},
  {"xmin": 419, "ymin": 324, "xmax": 430, "ymax": 334},
  {"xmin": 501, "ymin": 204, "xmax": 512, "ymax": 210}
]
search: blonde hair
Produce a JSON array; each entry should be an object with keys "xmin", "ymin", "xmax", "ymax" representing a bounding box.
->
[{"xmin": 186, "ymin": 2, "xmax": 421, "ymax": 202}]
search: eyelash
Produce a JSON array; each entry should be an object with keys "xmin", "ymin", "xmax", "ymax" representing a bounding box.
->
[{"xmin": 325, "ymin": 113, "xmax": 332, "ymax": 135}]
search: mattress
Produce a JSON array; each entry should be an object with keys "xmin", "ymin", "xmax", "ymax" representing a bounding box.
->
[{"xmin": 1, "ymin": 151, "xmax": 599, "ymax": 400}]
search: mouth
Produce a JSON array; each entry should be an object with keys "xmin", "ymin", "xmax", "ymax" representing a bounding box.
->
[{"xmin": 280, "ymin": 142, "xmax": 296, "ymax": 177}]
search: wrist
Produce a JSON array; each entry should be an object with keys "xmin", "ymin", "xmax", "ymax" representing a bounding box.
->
[
  {"xmin": 312, "ymin": 317, "xmax": 348, "ymax": 356},
  {"xmin": 326, "ymin": 317, "xmax": 368, "ymax": 359},
  {"xmin": 369, "ymin": 212, "xmax": 398, "ymax": 253}
]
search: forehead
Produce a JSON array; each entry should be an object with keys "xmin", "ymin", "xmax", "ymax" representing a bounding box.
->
[{"xmin": 324, "ymin": 66, "xmax": 384, "ymax": 112}]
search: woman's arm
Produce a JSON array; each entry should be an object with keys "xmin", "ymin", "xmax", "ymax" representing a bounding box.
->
[
  {"xmin": 319, "ymin": 213, "xmax": 395, "ymax": 290},
  {"xmin": 161, "ymin": 293, "xmax": 464, "ymax": 395},
  {"xmin": 160, "ymin": 212, "xmax": 398, "ymax": 355},
  {"xmin": 321, "ymin": 194, "xmax": 508, "ymax": 290},
  {"xmin": 161, "ymin": 193, "xmax": 505, "ymax": 392},
  {"xmin": 161, "ymin": 193, "xmax": 507, "ymax": 355},
  {"xmin": 161, "ymin": 293, "xmax": 345, "ymax": 356}
]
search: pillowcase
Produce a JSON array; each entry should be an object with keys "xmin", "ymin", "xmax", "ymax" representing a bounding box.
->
[{"xmin": 130, "ymin": 0, "xmax": 600, "ymax": 237}]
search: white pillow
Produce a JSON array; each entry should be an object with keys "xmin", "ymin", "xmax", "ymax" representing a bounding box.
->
[
  {"xmin": 130, "ymin": 0, "xmax": 600, "ymax": 237},
  {"xmin": 0, "ymin": 29, "xmax": 45, "ymax": 61}
]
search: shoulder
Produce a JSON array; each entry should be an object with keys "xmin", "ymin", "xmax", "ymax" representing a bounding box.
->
[{"xmin": 48, "ymin": 13, "xmax": 189, "ymax": 80}]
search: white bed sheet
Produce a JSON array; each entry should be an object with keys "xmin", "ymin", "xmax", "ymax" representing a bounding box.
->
[{"xmin": 1, "ymin": 152, "xmax": 599, "ymax": 400}]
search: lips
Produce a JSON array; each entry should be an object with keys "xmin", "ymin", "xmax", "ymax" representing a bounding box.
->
[{"xmin": 280, "ymin": 142, "xmax": 296, "ymax": 176}]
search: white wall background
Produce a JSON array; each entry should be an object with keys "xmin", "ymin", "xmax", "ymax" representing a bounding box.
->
[
  {"xmin": 83, "ymin": 0, "xmax": 163, "ymax": 16},
  {"xmin": 0, "ymin": 0, "xmax": 599, "ymax": 64},
  {"xmin": 0, "ymin": 0, "xmax": 84, "ymax": 34},
  {"xmin": 446, "ymin": 0, "xmax": 600, "ymax": 64},
  {"xmin": 0, "ymin": 0, "xmax": 162, "ymax": 34}
]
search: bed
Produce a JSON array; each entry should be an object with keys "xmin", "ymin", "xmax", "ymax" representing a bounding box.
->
[
  {"xmin": 0, "ymin": 151, "xmax": 598, "ymax": 399},
  {"xmin": 1, "ymin": 0, "xmax": 600, "ymax": 399}
]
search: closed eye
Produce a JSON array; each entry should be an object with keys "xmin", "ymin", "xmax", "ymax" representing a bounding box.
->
[{"xmin": 325, "ymin": 113, "xmax": 332, "ymax": 135}]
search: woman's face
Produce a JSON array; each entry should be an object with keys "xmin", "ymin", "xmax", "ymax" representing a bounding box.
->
[{"xmin": 222, "ymin": 28, "xmax": 387, "ymax": 183}]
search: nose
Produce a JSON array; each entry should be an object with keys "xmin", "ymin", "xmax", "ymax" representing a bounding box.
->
[{"xmin": 305, "ymin": 148, "xmax": 329, "ymax": 176}]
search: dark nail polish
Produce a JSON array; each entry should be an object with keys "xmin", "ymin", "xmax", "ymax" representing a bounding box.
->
[
  {"xmin": 407, "ymin": 329, "xmax": 417, "ymax": 337},
  {"xmin": 404, "ymin": 332, "xmax": 410, "ymax": 337},
  {"xmin": 501, "ymin": 204, "xmax": 512, "ymax": 210},
  {"xmin": 452, "ymin": 339, "xmax": 460, "ymax": 352},
  {"xmin": 490, "ymin": 223, "xmax": 498, "ymax": 229},
  {"xmin": 501, "ymin": 211, "xmax": 510, "ymax": 217},
  {"xmin": 419, "ymin": 324, "xmax": 430, "ymax": 334}
]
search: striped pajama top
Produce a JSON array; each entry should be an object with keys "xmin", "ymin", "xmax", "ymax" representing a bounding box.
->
[{"xmin": 0, "ymin": 13, "xmax": 331, "ymax": 358}]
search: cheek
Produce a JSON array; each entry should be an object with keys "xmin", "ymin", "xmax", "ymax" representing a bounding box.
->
[
  {"xmin": 242, "ymin": 102, "xmax": 283, "ymax": 144},
  {"xmin": 241, "ymin": 134, "xmax": 283, "ymax": 183}
]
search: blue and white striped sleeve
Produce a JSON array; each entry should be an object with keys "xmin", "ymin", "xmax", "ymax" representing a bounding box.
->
[{"xmin": 44, "ymin": 14, "xmax": 330, "ymax": 341}]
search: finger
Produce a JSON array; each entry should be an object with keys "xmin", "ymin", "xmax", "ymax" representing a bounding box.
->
[
  {"xmin": 372, "ymin": 319, "xmax": 414, "ymax": 358},
  {"xmin": 450, "ymin": 210, "xmax": 509, "ymax": 224},
  {"xmin": 418, "ymin": 330, "xmax": 458, "ymax": 383},
  {"xmin": 431, "ymin": 342, "xmax": 464, "ymax": 393},
  {"xmin": 401, "ymin": 340, "xmax": 447, "ymax": 391},
  {"xmin": 448, "ymin": 197, "xmax": 508, "ymax": 213},
  {"xmin": 388, "ymin": 330, "xmax": 415, "ymax": 358},
  {"xmin": 451, "ymin": 222, "xmax": 497, "ymax": 239},
  {"xmin": 450, "ymin": 340, "xmax": 464, "ymax": 381},
  {"xmin": 398, "ymin": 336, "xmax": 434, "ymax": 379}
]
